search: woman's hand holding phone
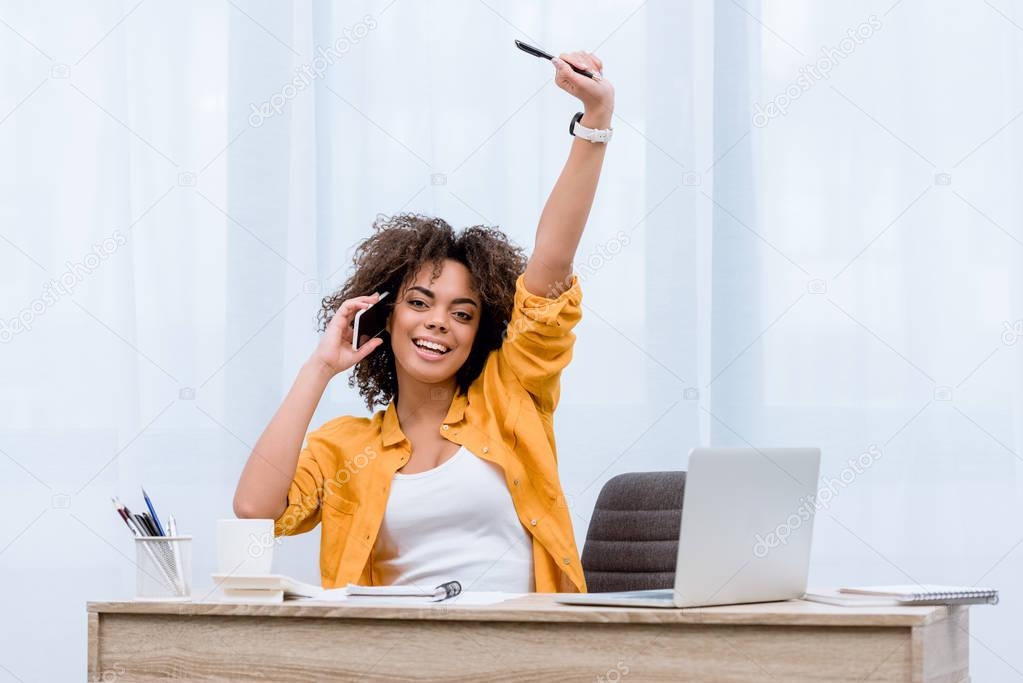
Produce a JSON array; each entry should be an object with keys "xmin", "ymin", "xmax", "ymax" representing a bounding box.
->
[
  {"xmin": 237, "ymin": 292, "xmax": 384, "ymax": 520},
  {"xmin": 312, "ymin": 293, "xmax": 385, "ymax": 376}
]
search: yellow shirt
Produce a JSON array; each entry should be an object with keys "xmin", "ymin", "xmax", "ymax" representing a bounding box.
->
[{"xmin": 273, "ymin": 271, "xmax": 587, "ymax": 593}]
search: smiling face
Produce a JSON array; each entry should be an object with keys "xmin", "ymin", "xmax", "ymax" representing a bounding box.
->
[{"xmin": 386, "ymin": 259, "xmax": 482, "ymax": 386}]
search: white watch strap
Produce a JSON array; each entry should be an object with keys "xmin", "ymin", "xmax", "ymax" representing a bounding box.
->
[{"xmin": 571, "ymin": 114, "xmax": 613, "ymax": 143}]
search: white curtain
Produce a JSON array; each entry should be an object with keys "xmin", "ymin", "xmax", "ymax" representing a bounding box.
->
[
  {"xmin": 708, "ymin": 1, "xmax": 1023, "ymax": 679},
  {"xmin": 0, "ymin": 1, "xmax": 1019, "ymax": 680}
]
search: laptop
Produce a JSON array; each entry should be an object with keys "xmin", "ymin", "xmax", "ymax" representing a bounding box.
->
[{"xmin": 555, "ymin": 447, "xmax": 822, "ymax": 609}]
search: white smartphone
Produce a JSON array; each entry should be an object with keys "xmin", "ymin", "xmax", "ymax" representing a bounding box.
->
[{"xmin": 352, "ymin": 292, "xmax": 390, "ymax": 352}]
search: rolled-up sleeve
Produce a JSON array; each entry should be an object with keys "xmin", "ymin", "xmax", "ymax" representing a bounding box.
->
[
  {"xmin": 495, "ymin": 272, "xmax": 583, "ymax": 413},
  {"xmin": 273, "ymin": 421, "xmax": 341, "ymax": 538}
]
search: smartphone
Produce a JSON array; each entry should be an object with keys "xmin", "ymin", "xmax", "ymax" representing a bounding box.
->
[{"xmin": 352, "ymin": 292, "xmax": 390, "ymax": 352}]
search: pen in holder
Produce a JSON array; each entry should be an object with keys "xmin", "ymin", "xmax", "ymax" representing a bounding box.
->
[{"xmin": 135, "ymin": 535, "xmax": 192, "ymax": 601}]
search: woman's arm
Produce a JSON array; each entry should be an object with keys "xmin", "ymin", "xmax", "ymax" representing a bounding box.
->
[
  {"xmin": 233, "ymin": 294, "xmax": 384, "ymax": 519},
  {"xmin": 232, "ymin": 360, "xmax": 334, "ymax": 520},
  {"xmin": 524, "ymin": 50, "xmax": 615, "ymax": 298}
]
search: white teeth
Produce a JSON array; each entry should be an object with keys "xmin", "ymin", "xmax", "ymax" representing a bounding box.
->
[{"xmin": 414, "ymin": 339, "xmax": 449, "ymax": 354}]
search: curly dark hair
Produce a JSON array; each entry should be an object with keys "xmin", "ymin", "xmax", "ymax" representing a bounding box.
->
[{"xmin": 320, "ymin": 212, "xmax": 528, "ymax": 411}]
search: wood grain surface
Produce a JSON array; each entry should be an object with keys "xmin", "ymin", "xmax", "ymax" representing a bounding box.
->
[
  {"xmin": 87, "ymin": 593, "xmax": 947, "ymax": 627},
  {"xmin": 86, "ymin": 595, "xmax": 970, "ymax": 682}
]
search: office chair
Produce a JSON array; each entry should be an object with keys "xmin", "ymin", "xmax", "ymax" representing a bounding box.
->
[{"xmin": 580, "ymin": 471, "xmax": 686, "ymax": 593}]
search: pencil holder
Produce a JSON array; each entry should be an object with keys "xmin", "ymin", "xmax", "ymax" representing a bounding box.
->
[{"xmin": 135, "ymin": 535, "xmax": 192, "ymax": 601}]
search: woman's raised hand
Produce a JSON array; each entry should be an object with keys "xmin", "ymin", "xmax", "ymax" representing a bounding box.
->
[
  {"xmin": 311, "ymin": 293, "xmax": 385, "ymax": 376},
  {"xmin": 551, "ymin": 50, "xmax": 615, "ymax": 126}
]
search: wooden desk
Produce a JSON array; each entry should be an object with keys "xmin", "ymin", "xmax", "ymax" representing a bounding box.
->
[{"xmin": 87, "ymin": 594, "xmax": 969, "ymax": 682}]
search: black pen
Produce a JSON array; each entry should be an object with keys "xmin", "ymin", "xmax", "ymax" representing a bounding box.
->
[{"xmin": 514, "ymin": 40, "xmax": 596, "ymax": 79}]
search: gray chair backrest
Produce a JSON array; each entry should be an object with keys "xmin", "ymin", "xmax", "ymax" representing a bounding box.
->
[{"xmin": 581, "ymin": 471, "xmax": 686, "ymax": 593}]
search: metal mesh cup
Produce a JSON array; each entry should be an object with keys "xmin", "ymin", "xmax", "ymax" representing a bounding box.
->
[{"xmin": 135, "ymin": 535, "xmax": 192, "ymax": 601}]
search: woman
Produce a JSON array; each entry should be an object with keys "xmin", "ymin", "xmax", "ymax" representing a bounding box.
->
[{"xmin": 233, "ymin": 50, "xmax": 613, "ymax": 594}]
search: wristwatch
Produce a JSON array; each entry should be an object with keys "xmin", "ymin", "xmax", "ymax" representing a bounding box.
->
[{"xmin": 569, "ymin": 111, "xmax": 613, "ymax": 143}]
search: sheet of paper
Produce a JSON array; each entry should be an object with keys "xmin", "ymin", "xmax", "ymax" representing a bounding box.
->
[{"xmin": 445, "ymin": 592, "xmax": 523, "ymax": 606}]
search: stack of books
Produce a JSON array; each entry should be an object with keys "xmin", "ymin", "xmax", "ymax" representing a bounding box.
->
[{"xmin": 213, "ymin": 574, "xmax": 322, "ymax": 603}]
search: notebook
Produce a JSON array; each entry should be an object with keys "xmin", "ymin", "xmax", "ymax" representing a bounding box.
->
[
  {"xmin": 343, "ymin": 581, "xmax": 461, "ymax": 602},
  {"xmin": 211, "ymin": 574, "xmax": 463, "ymax": 603},
  {"xmin": 805, "ymin": 585, "xmax": 998, "ymax": 607},
  {"xmin": 841, "ymin": 585, "xmax": 998, "ymax": 604}
]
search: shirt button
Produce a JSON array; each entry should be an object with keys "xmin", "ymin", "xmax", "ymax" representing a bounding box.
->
[
  {"xmin": 513, "ymin": 479, "xmax": 520, "ymax": 486},
  {"xmin": 482, "ymin": 446, "xmax": 489, "ymax": 454},
  {"xmin": 530, "ymin": 519, "xmax": 537, "ymax": 526},
  {"xmin": 563, "ymin": 558, "xmax": 571, "ymax": 565},
  {"xmin": 441, "ymin": 424, "xmax": 449, "ymax": 431}
]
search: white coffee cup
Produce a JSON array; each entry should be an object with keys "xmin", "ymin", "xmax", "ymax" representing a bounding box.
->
[{"xmin": 217, "ymin": 519, "xmax": 275, "ymax": 575}]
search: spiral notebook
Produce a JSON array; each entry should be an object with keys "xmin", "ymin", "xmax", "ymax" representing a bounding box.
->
[
  {"xmin": 343, "ymin": 581, "xmax": 462, "ymax": 602},
  {"xmin": 212, "ymin": 574, "xmax": 463, "ymax": 603},
  {"xmin": 805, "ymin": 584, "xmax": 998, "ymax": 606},
  {"xmin": 841, "ymin": 585, "xmax": 998, "ymax": 604}
]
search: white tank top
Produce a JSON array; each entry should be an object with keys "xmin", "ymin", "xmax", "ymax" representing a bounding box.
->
[{"xmin": 372, "ymin": 445, "xmax": 536, "ymax": 592}]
